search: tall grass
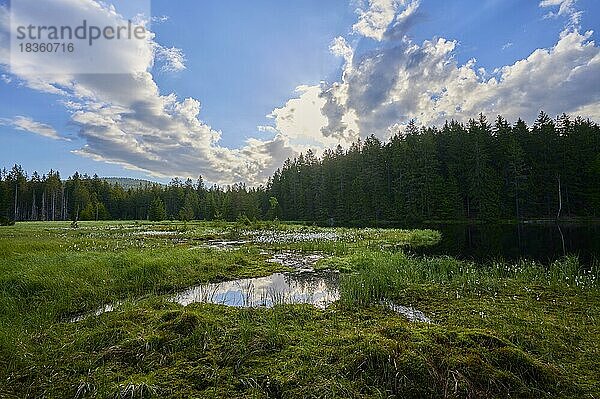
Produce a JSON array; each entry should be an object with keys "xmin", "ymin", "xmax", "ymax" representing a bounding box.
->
[{"xmin": 340, "ymin": 251, "xmax": 600, "ymax": 306}]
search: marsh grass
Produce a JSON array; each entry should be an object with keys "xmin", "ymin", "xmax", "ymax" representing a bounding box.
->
[
  {"xmin": 338, "ymin": 251, "xmax": 599, "ymax": 306},
  {"xmin": 335, "ymin": 250, "xmax": 600, "ymax": 396},
  {"xmin": 0, "ymin": 221, "xmax": 290, "ymax": 380},
  {"xmin": 1, "ymin": 221, "xmax": 599, "ymax": 397},
  {"xmin": 2, "ymin": 301, "xmax": 575, "ymax": 398},
  {"xmin": 231, "ymin": 225, "xmax": 441, "ymax": 255}
]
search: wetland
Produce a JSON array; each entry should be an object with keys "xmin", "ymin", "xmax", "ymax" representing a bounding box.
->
[{"xmin": 1, "ymin": 221, "xmax": 598, "ymax": 398}]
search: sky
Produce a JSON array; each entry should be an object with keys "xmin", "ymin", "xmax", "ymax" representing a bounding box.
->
[{"xmin": 0, "ymin": 0, "xmax": 599, "ymax": 185}]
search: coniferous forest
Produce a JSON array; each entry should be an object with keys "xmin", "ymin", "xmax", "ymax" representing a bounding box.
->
[{"xmin": 2, "ymin": 112, "xmax": 600, "ymax": 224}]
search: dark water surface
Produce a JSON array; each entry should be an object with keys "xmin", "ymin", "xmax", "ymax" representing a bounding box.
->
[{"xmin": 411, "ymin": 223, "xmax": 600, "ymax": 265}]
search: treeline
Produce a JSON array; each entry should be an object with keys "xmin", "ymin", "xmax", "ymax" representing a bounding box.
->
[
  {"xmin": 0, "ymin": 169, "xmax": 270, "ymax": 222},
  {"xmin": 269, "ymin": 112, "xmax": 600, "ymax": 222},
  {"xmin": 1, "ymin": 112, "xmax": 599, "ymax": 224}
]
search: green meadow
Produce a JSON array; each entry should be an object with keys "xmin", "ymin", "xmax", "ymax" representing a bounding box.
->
[{"xmin": 0, "ymin": 221, "xmax": 598, "ymax": 398}]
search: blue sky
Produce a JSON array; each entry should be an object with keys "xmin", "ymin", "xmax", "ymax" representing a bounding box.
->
[{"xmin": 0, "ymin": 0, "xmax": 599, "ymax": 184}]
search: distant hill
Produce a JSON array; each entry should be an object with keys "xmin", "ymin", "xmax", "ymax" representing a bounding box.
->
[{"xmin": 102, "ymin": 177, "xmax": 163, "ymax": 189}]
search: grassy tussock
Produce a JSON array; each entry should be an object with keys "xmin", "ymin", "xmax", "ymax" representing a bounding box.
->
[
  {"xmin": 3, "ymin": 303, "xmax": 572, "ymax": 398},
  {"xmin": 0, "ymin": 221, "xmax": 598, "ymax": 397}
]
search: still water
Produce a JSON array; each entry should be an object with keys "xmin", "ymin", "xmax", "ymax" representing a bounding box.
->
[
  {"xmin": 412, "ymin": 223, "xmax": 600, "ymax": 265},
  {"xmin": 172, "ymin": 271, "xmax": 340, "ymax": 309}
]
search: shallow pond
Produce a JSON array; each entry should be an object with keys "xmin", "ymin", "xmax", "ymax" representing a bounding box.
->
[
  {"xmin": 172, "ymin": 270, "xmax": 340, "ymax": 308},
  {"xmin": 71, "ymin": 250, "xmax": 431, "ymax": 323}
]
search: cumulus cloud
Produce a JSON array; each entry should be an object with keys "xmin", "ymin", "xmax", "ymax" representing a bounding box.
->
[
  {"xmin": 155, "ymin": 45, "xmax": 186, "ymax": 72},
  {"xmin": 268, "ymin": 85, "xmax": 330, "ymax": 149},
  {"xmin": 1, "ymin": 0, "xmax": 599, "ymax": 186},
  {"xmin": 5, "ymin": 0, "xmax": 154, "ymax": 76},
  {"xmin": 383, "ymin": 0, "xmax": 421, "ymax": 41},
  {"xmin": 351, "ymin": 0, "xmax": 421, "ymax": 42},
  {"xmin": 539, "ymin": 0, "xmax": 582, "ymax": 30},
  {"xmin": 0, "ymin": 116, "xmax": 68, "ymax": 141},
  {"xmin": 352, "ymin": 0, "xmax": 403, "ymax": 41},
  {"xmin": 0, "ymin": 0, "xmax": 293, "ymax": 185},
  {"xmin": 330, "ymin": 36, "xmax": 354, "ymax": 64},
  {"xmin": 277, "ymin": 0, "xmax": 600, "ymax": 144}
]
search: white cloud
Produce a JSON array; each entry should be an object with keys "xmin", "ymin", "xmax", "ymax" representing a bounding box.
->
[
  {"xmin": 295, "ymin": 0, "xmax": 600, "ymax": 143},
  {"xmin": 155, "ymin": 45, "xmax": 186, "ymax": 72},
  {"xmin": 502, "ymin": 42, "xmax": 513, "ymax": 51},
  {"xmin": 257, "ymin": 125, "xmax": 278, "ymax": 134},
  {"xmin": 539, "ymin": 0, "xmax": 582, "ymax": 30},
  {"xmin": 352, "ymin": 0, "xmax": 402, "ymax": 41},
  {"xmin": 0, "ymin": 116, "xmax": 68, "ymax": 141},
  {"xmin": 318, "ymin": 29, "xmax": 600, "ymax": 140},
  {"xmin": 6, "ymin": 0, "xmax": 154, "ymax": 75},
  {"xmin": 352, "ymin": 0, "xmax": 421, "ymax": 41},
  {"xmin": 268, "ymin": 85, "xmax": 330, "ymax": 149},
  {"xmin": 330, "ymin": 36, "xmax": 354, "ymax": 64},
  {"xmin": 0, "ymin": 0, "xmax": 293, "ymax": 186},
  {"xmin": 384, "ymin": 0, "xmax": 421, "ymax": 41}
]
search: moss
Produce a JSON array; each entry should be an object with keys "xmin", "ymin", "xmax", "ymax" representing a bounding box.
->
[
  {"xmin": 160, "ymin": 311, "xmax": 200, "ymax": 336},
  {"xmin": 2, "ymin": 302, "xmax": 577, "ymax": 398},
  {"xmin": 314, "ymin": 256, "xmax": 354, "ymax": 272}
]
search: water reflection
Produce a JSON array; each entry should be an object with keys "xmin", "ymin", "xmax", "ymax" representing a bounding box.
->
[
  {"xmin": 171, "ymin": 271, "xmax": 340, "ymax": 308},
  {"xmin": 69, "ymin": 249, "xmax": 431, "ymax": 322},
  {"xmin": 413, "ymin": 223, "xmax": 600, "ymax": 265}
]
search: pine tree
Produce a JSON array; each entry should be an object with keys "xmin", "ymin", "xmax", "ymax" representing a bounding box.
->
[{"xmin": 149, "ymin": 197, "xmax": 167, "ymax": 221}]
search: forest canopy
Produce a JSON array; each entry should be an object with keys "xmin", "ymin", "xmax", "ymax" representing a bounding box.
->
[{"xmin": 2, "ymin": 112, "xmax": 599, "ymax": 224}]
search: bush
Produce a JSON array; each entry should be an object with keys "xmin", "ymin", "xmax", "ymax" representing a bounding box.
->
[{"xmin": 0, "ymin": 216, "xmax": 15, "ymax": 226}]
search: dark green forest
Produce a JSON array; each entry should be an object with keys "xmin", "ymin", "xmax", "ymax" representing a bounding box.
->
[{"xmin": 2, "ymin": 112, "xmax": 600, "ymax": 224}]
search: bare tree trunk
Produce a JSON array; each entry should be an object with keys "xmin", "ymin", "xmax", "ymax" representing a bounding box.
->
[
  {"xmin": 61, "ymin": 184, "xmax": 66, "ymax": 220},
  {"xmin": 31, "ymin": 190, "xmax": 36, "ymax": 221},
  {"xmin": 41, "ymin": 191, "xmax": 46, "ymax": 221},
  {"xmin": 64, "ymin": 189, "xmax": 69, "ymax": 221},
  {"xmin": 466, "ymin": 196, "xmax": 471, "ymax": 219},
  {"xmin": 514, "ymin": 180, "xmax": 520, "ymax": 221},
  {"xmin": 51, "ymin": 191, "xmax": 56, "ymax": 221},
  {"xmin": 14, "ymin": 181, "xmax": 18, "ymax": 221},
  {"xmin": 556, "ymin": 174, "xmax": 563, "ymax": 220}
]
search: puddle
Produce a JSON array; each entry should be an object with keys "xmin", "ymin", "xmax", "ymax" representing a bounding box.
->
[
  {"xmin": 70, "ymin": 302, "xmax": 121, "ymax": 322},
  {"xmin": 383, "ymin": 301, "xmax": 432, "ymax": 323},
  {"xmin": 267, "ymin": 251, "xmax": 324, "ymax": 272},
  {"xmin": 69, "ymin": 250, "xmax": 430, "ymax": 323},
  {"xmin": 173, "ymin": 251, "xmax": 334, "ymax": 308},
  {"xmin": 172, "ymin": 271, "xmax": 340, "ymax": 309}
]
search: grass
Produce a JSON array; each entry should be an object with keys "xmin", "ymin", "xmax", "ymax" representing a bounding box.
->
[
  {"xmin": 3, "ymin": 302, "xmax": 571, "ymax": 398},
  {"xmin": 333, "ymin": 251, "xmax": 600, "ymax": 396},
  {"xmin": 334, "ymin": 251, "xmax": 599, "ymax": 305},
  {"xmin": 0, "ymin": 221, "xmax": 598, "ymax": 398}
]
